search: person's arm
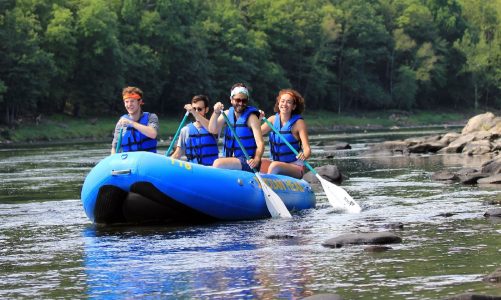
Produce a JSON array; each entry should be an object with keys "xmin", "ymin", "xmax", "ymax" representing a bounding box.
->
[
  {"xmin": 294, "ymin": 119, "xmax": 311, "ymax": 160},
  {"xmin": 119, "ymin": 113, "xmax": 158, "ymax": 139},
  {"xmin": 170, "ymin": 127, "xmax": 187, "ymax": 159},
  {"xmin": 247, "ymin": 114, "xmax": 264, "ymax": 168},
  {"xmin": 185, "ymin": 104, "xmax": 210, "ymax": 130},
  {"xmin": 260, "ymin": 114, "xmax": 275, "ymax": 135},
  {"xmin": 171, "ymin": 147, "xmax": 181, "ymax": 159},
  {"xmin": 208, "ymin": 102, "xmax": 226, "ymax": 134}
]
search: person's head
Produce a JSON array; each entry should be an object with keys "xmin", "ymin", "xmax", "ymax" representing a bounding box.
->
[
  {"xmin": 230, "ymin": 83, "xmax": 250, "ymax": 114},
  {"xmin": 191, "ymin": 95, "xmax": 210, "ymax": 116},
  {"xmin": 122, "ymin": 86, "xmax": 144, "ymax": 114},
  {"xmin": 274, "ymin": 89, "xmax": 305, "ymax": 115}
]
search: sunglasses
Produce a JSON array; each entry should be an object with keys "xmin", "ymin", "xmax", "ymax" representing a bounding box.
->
[
  {"xmin": 233, "ymin": 98, "xmax": 248, "ymax": 104},
  {"xmin": 193, "ymin": 107, "xmax": 205, "ymax": 112}
]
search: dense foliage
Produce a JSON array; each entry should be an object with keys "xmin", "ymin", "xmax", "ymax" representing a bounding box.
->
[{"xmin": 0, "ymin": 0, "xmax": 500, "ymax": 125}]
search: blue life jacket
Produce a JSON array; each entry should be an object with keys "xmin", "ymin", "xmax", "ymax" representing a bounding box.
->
[
  {"xmin": 185, "ymin": 123, "xmax": 219, "ymax": 166},
  {"xmin": 121, "ymin": 112, "xmax": 157, "ymax": 153},
  {"xmin": 269, "ymin": 113, "xmax": 302, "ymax": 162},
  {"xmin": 223, "ymin": 106, "xmax": 259, "ymax": 158}
]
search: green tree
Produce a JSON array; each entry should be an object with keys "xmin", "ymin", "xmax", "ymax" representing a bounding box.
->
[
  {"xmin": 72, "ymin": 0, "xmax": 124, "ymax": 116},
  {"xmin": 0, "ymin": 4, "xmax": 55, "ymax": 125},
  {"xmin": 122, "ymin": 43, "xmax": 163, "ymax": 108},
  {"xmin": 384, "ymin": 0, "xmax": 448, "ymax": 109},
  {"xmin": 393, "ymin": 65, "xmax": 417, "ymax": 109},
  {"xmin": 331, "ymin": 0, "xmax": 392, "ymax": 110},
  {"xmin": 455, "ymin": 0, "xmax": 501, "ymax": 109},
  {"xmin": 248, "ymin": 0, "xmax": 330, "ymax": 108},
  {"xmin": 137, "ymin": 0, "xmax": 217, "ymax": 114},
  {"xmin": 44, "ymin": 4, "xmax": 77, "ymax": 114}
]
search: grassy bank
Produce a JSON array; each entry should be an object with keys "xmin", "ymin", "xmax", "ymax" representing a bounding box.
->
[
  {"xmin": 0, "ymin": 110, "xmax": 475, "ymax": 145},
  {"xmin": 304, "ymin": 110, "xmax": 469, "ymax": 130}
]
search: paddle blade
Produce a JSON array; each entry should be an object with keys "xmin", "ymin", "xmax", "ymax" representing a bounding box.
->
[
  {"xmin": 317, "ymin": 174, "xmax": 361, "ymax": 213},
  {"xmin": 256, "ymin": 174, "xmax": 292, "ymax": 218}
]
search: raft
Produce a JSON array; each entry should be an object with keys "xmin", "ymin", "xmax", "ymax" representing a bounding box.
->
[{"xmin": 81, "ymin": 151, "xmax": 316, "ymax": 225}]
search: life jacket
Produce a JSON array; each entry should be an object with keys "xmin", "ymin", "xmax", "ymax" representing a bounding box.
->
[
  {"xmin": 121, "ymin": 112, "xmax": 157, "ymax": 153},
  {"xmin": 269, "ymin": 113, "xmax": 302, "ymax": 162},
  {"xmin": 185, "ymin": 123, "xmax": 219, "ymax": 166},
  {"xmin": 223, "ymin": 106, "xmax": 259, "ymax": 158}
]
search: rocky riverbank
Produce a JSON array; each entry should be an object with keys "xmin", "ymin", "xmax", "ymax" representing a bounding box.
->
[
  {"xmin": 370, "ymin": 112, "xmax": 501, "ymax": 185},
  {"xmin": 301, "ymin": 112, "xmax": 501, "ymax": 300}
]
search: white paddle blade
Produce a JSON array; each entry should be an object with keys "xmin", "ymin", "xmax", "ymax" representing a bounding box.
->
[
  {"xmin": 317, "ymin": 174, "xmax": 361, "ymax": 213},
  {"xmin": 256, "ymin": 174, "xmax": 292, "ymax": 218}
]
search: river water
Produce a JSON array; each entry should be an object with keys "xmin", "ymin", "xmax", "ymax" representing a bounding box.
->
[{"xmin": 0, "ymin": 128, "xmax": 500, "ymax": 299}]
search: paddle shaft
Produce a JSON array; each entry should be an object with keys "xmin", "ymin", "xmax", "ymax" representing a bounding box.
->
[
  {"xmin": 263, "ymin": 118, "xmax": 316, "ymax": 174},
  {"xmin": 115, "ymin": 127, "xmax": 123, "ymax": 153},
  {"xmin": 165, "ymin": 111, "xmax": 190, "ymax": 156},
  {"xmin": 221, "ymin": 112, "xmax": 255, "ymax": 170}
]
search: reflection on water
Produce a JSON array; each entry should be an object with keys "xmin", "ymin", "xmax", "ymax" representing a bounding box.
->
[
  {"xmin": 82, "ymin": 220, "xmax": 316, "ymax": 299},
  {"xmin": 0, "ymin": 130, "xmax": 500, "ymax": 299}
]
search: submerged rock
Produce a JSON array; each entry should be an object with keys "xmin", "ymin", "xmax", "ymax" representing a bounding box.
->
[
  {"xmin": 322, "ymin": 232, "xmax": 402, "ymax": 248},
  {"xmin": 303, "ymin": 164, "xmax": 344, "ymax": 184},
  {"xmin": 436, "ymin": 212, "xmax": 456, "ymax": 217},
  {"xmin": 459, "ymin": 172, "xmax": 490, "ymax": 184},
  {"xmin": 323, "ymin": 141, "xmax": 351, "ymax": 150},
  {"xmin": 481, "ymin": 155, "xmax": 501, "ymax": 174},
  {"xmin": 483, "ymin": 267, "xmax": 501, "ymax": 283},
  {"xmin": 302, "ymin": 293, "xmax": 344, "ymax": 300},
  {"xmin": 384, "ymin": 222, "xmax": 405, "ymax": 230},
  {"xmin": 431, "ymin": 171, "xmax": 458, "ymax": 181},
  {"xmin": 266, "ymin": 234, "xmax": 295, "ymax": 239},
  {"xmin": 445, "ymin": 293, "xmax": 501, "ymax": 300},
  {"xmin": 478, "ymin": 174, "xmax": 501, "ymax": 184},
  {"xmin": 364, "ymin": 245, "xmax": 392, "ymax": 252},
  {"xmin": 484, "ymin": 208, "xmax": 501, "ymax": 218}
]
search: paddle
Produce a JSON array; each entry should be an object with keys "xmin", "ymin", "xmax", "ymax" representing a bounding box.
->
[
  {"xmin": 263, "ymin": 118, "xmax": 361, "ymax": 213},
  {"xmin": 165, "ymin": 111, "xmax": 190, "ymax": 156},
  {"xmin": 221, "ymin": 111, "xmax": 292, "ymax": 218},
  {"xmin": 115, "ymin": 127, "xmax": 123, "ymax": 153}
]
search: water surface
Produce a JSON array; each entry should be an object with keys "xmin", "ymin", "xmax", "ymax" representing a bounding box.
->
[{"xmin": 0, "ymin": 129, "xmax": 500, "ymax": 299}]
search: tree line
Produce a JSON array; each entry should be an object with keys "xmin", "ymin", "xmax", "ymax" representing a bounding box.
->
[{"xmin": 0, "ymin": 0, "xmax": 500, "ymax": 125}]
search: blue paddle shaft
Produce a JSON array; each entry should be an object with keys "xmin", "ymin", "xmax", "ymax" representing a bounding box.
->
[
  {"xmin": 165, "ymin": 112, "xmax": 190, "ymax": 156},
  {"xmin": 263, "ymin": 118, "xmax": 316, "ymax": 175},
  {"xmin": 115, "ymin": 127, "xmax": 123, "ymax": 153}
]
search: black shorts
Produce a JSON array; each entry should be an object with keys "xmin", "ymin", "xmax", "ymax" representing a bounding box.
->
[{"xmin": 236, "ymin": 156, "xmax": 261, "ymax": 173}]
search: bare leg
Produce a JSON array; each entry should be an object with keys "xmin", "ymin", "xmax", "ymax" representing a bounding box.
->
[
  {"xmin": 213, "ymin": 157, "xmax": 242, "ymax": 170},
  {"xmin": 267, "ymin": 161, "xmax": 303, "ymax": 179}
]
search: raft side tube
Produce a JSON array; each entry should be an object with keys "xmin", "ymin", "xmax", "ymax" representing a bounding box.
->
[
  {"xmin": 125, "ymin": 182, "xmax": 217, "ymax": 224},
  {"xmin": 93, "ymin": 185, "xmax": 128, "ymax": 224}
]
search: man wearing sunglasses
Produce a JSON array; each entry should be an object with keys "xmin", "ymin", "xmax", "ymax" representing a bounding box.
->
[
  {"xmin": 208, "ymin": 83, "xmax": 264, "ymax": 172},
  {"xmin": 170, "ymin": 95, "xmax": 219, "ymax": 166}
]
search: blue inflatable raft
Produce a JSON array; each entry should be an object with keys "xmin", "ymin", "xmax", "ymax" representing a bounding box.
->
[{"xmin": 81, "ymin": 151, "xmax": 316, "ymax": 225}]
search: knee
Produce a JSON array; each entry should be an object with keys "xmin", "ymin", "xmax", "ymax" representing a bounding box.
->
[
  {"xmin": 267, "ymin": 162, "xmax": 280, "ymax": 174},
  {"xmin": 213, "ymin": 159, "xmax": 222, "ymax": 168}
]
